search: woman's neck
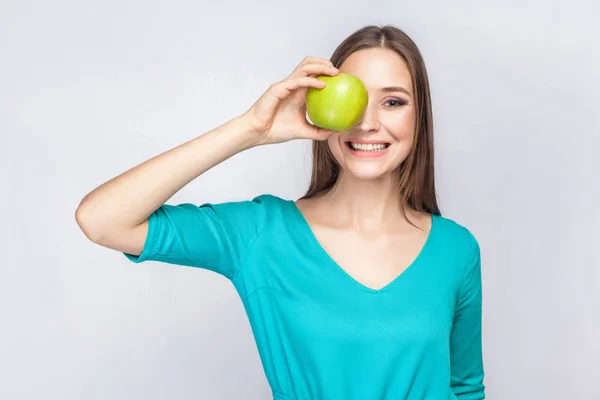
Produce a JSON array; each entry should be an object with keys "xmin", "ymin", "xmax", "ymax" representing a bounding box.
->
[{"xmin": 317, "ymin": 172, "xmax": 409, "ymax": 234}]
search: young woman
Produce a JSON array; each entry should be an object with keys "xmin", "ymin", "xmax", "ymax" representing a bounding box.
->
[{"xmin": 76, "ymin": 25, "xmax": 485, "ymax": 400}]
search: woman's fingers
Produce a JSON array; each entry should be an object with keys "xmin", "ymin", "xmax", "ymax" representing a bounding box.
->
[
  {"xmin": 270, "ymin": 76, "xmax": 327, "ymax": 100},
  {"xmin": 294, "ymin": 63, "xmax": 339, "ymax": 78},
  {"xmin": 292, "ymin": 56, "xmax": 334, "ymax": 75},
  {"xmin": 299, "ymin": 123, "xmax": 335, "ymax": 141}
]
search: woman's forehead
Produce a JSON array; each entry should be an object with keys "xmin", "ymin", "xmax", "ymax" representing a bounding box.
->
[{"xmin": 340, "ymin": 48, "xmax": 412, "ymax": 95}]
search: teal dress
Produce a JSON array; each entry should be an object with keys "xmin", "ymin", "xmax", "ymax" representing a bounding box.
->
[{"xmin": 125, "ymin": 194, "xmax": 485, "ymax": 399}]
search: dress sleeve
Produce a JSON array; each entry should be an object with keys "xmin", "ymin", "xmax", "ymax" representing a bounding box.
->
[
  {"xmin": 123, "ymin": 195, "xmax": 269, "ymax": 279},
  {"xmin": 450, "ymin": 231, "xmax": 486, "ymax": 399}
]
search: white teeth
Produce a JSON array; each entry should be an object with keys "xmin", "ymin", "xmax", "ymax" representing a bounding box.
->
[{"xmin": 349, "ymin": 142, "xmax": 388, "ymax": 151}]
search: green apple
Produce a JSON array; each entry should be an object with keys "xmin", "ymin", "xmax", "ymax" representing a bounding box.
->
[{"xmin": 306, "ymin": 72, "xmax": 368, "ymax": 131}]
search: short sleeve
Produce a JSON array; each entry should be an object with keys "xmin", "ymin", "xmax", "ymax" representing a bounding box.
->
[
  {"xmin": 123, "ymin": 195, "xmax": 270, "ymax": 279},
  {"xmin": 450, "ymin": 231, "xmax": 486, "ymax": 399}
]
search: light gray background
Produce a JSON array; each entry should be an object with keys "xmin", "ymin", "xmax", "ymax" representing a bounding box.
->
[{"xmin": 1, "ymin": 1, "xmax": 598, "ymax": 399}]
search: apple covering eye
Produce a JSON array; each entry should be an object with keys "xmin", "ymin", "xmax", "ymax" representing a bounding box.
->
[{"xmin": 306, "ymin": 73, "xmax": 368, "ymax": 132}]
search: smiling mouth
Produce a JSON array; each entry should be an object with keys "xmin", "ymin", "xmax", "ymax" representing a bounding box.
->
[{"xmin": 345, "ymin": 141, "xmax": 391, "ymax": 152}]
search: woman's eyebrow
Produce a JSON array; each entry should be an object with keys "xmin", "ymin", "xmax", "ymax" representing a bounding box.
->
[{"xmin": 379, "ymin": 86, "xmax": 412, "ymax": 97}]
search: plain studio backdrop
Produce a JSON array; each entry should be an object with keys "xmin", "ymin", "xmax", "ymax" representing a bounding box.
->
[{"xmin": 1, "ymin": 1, "xmax": 598, "ymax": 399}]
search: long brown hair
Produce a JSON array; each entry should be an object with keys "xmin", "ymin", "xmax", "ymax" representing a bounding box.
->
[{"xmin": 300, "ymin": 25, "xmax": 441, "ymax": 223}]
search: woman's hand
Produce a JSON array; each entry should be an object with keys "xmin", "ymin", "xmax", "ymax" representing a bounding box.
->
[{"xmin": 241, "ymin": 56, "xmax": 339, "ymax": 145}]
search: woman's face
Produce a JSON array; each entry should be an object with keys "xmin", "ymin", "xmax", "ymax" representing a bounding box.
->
[{"xmin": 327, "ymin": 47, "xmax": 416, "ymax": 181}]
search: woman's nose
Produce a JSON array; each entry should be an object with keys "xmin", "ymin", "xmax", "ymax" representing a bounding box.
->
[{"xmin": 357, "ymin": 104, "xmax": 380, "ymax": 132}]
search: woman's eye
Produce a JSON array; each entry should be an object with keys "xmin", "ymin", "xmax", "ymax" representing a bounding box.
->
[{"xmin": 385, "ymin": 99, "xmax": 406, "ymax": 108}]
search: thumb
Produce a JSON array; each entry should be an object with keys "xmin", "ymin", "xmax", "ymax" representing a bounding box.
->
[{"xmin": 299, "ymin": 123, "xmax": 335, "ymax": 141}]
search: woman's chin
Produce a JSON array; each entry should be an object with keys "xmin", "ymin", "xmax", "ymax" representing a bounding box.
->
[{"xmin": 343, "ymin": 165, "xmax": 394, "ymax": 181}]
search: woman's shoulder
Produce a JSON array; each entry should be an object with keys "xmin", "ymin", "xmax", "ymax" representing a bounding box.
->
[
  {"xmin": 206, "ymin": 192, "xmax": 291, "ymax": 207},
  {"xmin": 209, "ymin": 193, "xmax": 294, "ymax": 221},
  {"xmin": 432, "ymin": 212, "xmax": 481, "ymax": 257},
  {"xmin": 244, "ymin": 193, "xmax": 295, "ymax": 213},
  {"xmin": 251, "ymin": 193, "xmax": 292, "ymax": 204}
]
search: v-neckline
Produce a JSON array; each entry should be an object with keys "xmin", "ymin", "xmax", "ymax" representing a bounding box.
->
[{"xmin": 287, "ymin": 199, "xmax": 437, "ymax": 295}]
